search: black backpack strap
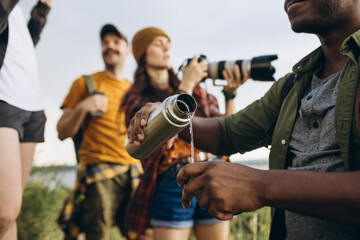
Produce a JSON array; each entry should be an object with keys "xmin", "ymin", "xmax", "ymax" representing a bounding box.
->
[
  {"xmin": 267, "ymin": 74, "xmax": 296, "ymax": 240},
  {"xmin": 280, "ymin": 74, "xmax": 296, "ymax": 104},
  {"xmin": 355, "ymin": 77, "xmax": 360, "ymax": 136},
  {"xmin": 260, "ymin": 74, "xmax": 296, "ymax": 147},
  {"xmin": 269, "ymin": 209, "xmax": 287, "ymax": 240}
]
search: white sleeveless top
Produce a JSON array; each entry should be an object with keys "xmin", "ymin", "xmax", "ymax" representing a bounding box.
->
[{"xmin": 0, "ymin": 5, "xmax": 44, "ymax": 111}]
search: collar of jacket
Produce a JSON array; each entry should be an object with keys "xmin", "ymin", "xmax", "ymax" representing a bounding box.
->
[
  {"xmin": 291, "ymin": 29, "xmax": 360, "ymax": 75},
  {"xmin": 340, "ymin": 29, "xmax": 360, "ymax": 62}
]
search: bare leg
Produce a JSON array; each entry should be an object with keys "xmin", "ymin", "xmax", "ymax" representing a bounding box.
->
[
  {"xmin": 2, "ymin": 222, "xmax": 17, "ymax": 240},
  {"xmin": 19, "ymin": 142, "xmax": 36, "ymax": 190},
  {"xmin": 0, "ymin": 128, "xmax": 37, "ymax": 240},
  {"xmin": 0, "ymin": 128, "xmax": 22, "ymax": 239},
  {"xmin": 153, "ymin": 227, "xmax": 190, "ymax": 240},
  {"xmin": 194, "ymin": 221, "xmax": 229, "ymax": 240}
]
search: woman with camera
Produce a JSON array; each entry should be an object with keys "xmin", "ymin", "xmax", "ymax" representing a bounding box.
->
[{"xmin": 122, "ymin": 27, "xmax": 247, "ymax": 240}]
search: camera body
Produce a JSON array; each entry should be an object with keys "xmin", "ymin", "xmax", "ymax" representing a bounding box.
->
[{"xmin": 180, "ymin": 54, "xmax": 278, "ymax": 85}]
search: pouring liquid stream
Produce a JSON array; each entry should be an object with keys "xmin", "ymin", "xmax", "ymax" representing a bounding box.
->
[{"xmin": 186, "ymin": 112, "xmax": 194, "ymax": 164}]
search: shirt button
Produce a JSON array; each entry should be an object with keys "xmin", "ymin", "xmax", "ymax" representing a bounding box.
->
[
  {"xmin": 281, "ymin": 139, "xmax": 286, "ymax": 145},
  {"xmin": 313, "ymin": 121, "xmax": 319, "ymax": 128},
  {"xmin": 306, "ymin": 95, "xmax": 312, "ymax": 100}
]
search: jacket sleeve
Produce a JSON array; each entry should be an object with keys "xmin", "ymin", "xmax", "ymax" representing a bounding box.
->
[
  {"xmin": 215, "ymin": 74, "xmax": 292, "ymax": 156},
  {"xmin": 27, "ymin": 1, "xmax": 50, "ymax": 46}
]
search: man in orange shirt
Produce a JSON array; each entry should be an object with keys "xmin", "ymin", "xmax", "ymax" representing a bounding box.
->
[{"xmin": 57, "ymin": 24, "xmax": 141, "ymax": 240}]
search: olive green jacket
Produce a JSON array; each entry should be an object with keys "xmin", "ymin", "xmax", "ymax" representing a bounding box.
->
[{"xmin": 217, "ymin": 29, "xmax": 360, "ymax": 171}]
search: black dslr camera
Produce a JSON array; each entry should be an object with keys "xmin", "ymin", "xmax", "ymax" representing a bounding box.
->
[{"xmin": 180, "ymin": 54, "xmax": 278, "ymax": 85}]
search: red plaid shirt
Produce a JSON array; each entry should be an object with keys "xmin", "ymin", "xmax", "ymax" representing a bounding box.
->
[{"xmin": 123, "ymin": 84, "xmax": 223, "ymax": 235}]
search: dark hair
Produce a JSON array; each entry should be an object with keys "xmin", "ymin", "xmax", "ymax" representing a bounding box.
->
[{"xmin": 123, "ymin": 54, "xmax": 180, "ymax": 104}]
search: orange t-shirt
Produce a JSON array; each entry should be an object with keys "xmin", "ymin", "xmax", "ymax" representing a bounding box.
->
[{"xmin": 61, "ymin": 71, "xmax": 139, "ymax": 165}]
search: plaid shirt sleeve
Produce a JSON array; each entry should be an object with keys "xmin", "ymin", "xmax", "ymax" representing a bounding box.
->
[
  {"xmin": 123, "ymin": 92, "xmax": 147, "ymax": 127},
  {"xmin": 193, "ymin": 84, "xmax": 224, "ymax": 118}
]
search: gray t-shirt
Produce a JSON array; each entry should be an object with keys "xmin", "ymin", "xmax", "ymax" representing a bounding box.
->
[{"xmin": 286, "ymin": 63, "xmax": 360, "ymax": 239}]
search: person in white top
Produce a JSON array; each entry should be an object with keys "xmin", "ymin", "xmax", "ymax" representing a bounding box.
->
[{"xmin": 0, "ymin": 0, "xmax": 51, "ymax": 238}]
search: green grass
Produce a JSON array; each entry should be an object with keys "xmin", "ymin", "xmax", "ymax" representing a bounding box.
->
[{"xmin": 18, "ymin": 167, "xmax": 271, "ymax": 240}]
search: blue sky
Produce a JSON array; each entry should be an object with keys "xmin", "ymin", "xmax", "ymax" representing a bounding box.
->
[{"xmin": 19, "ymin": 0, "xmax": 320, "ymax": 166}]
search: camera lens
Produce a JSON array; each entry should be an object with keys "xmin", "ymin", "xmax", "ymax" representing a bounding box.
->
[
  {"xmin": 179, "ymin": 54, "xmax": 278, "ymax": 84},
  {"xmin": 207, "ymin": 55, "xmax": 277, "ymax": 82}
]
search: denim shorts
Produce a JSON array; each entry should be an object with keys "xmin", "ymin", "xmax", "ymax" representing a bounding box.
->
[
  {"xmin": 150, "ymin": 159, "xmax": 225, "ymax": 228},
  {"xmin": 0, "ymin": 100, "xmax": 46, "ymax": 142}
]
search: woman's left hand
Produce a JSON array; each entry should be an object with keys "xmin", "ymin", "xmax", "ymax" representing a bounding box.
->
[{"xmin": 222, "ymin": 64, "xmax": 249, "ymax": 93}]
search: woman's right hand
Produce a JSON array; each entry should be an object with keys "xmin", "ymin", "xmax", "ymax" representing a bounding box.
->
[
  {"xmin": 179, "ymin": 54, "xmax": 208, "ymax": 94},
  {"xmin": 127, "ymin": 102, "xmax": 160, "ymax": 146}
]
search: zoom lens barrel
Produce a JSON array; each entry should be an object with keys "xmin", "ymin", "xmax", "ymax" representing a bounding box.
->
[{"xmin": 207, "ymin": 55, "xmax": 278, "ymax": 81}]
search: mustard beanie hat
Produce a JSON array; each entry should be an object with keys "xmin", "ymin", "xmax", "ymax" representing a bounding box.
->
[{"xmin": 132, "ymin": 27, "xmax": 170, "ymax": 64}]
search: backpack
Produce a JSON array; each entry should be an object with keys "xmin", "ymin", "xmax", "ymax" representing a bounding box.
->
[{"xmin": 72, "ymin": 75, "xmax": 99, "ymax": 163}]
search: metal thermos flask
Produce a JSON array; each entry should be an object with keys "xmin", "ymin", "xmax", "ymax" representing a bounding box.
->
[{"xmin": 125, "ymin": 93, "xmax": 197, "ymax": 160}]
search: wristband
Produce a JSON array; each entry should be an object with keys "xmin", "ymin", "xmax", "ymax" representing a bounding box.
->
[{"xmin": 222, "ymin": 90, "xmax": 237, "ymax": 100}]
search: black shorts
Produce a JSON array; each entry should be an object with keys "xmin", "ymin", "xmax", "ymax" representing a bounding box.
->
[{"xmin": 0, "ymin": 100, "xmax": 46, "ymax": 142}]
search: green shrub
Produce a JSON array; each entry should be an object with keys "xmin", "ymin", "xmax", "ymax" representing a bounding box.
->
[
  {"xmin": 229, "ymin": 207, "xmax": 271, "ymax": 240},
  {"xmin": 17, "ymin": 167, "xmax": 70, "ymax": 240}
]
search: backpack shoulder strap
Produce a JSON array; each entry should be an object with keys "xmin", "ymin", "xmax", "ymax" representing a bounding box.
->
[
  {"xmin": 83, "ymin": 75, "xmax": 96, "ymax": 95},
  {"xmin": 72, "ymin": 75, "xmax": 97, "ymax": 163},
  {"xmin": 355, "ymin": 78, "xmax": 360, "ymax": 135},
  {"xmin": 261, "ymin": 74, "xmax": 296, "ymax": 147},
  {"xmin": 280, "ymin": 74, "xmax": 295, "ymax": 103}
]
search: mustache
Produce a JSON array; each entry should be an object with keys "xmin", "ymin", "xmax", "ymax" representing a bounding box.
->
[{"xmin": 104, "ymin": 49, "xmax": 120, "ymax": 56}]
